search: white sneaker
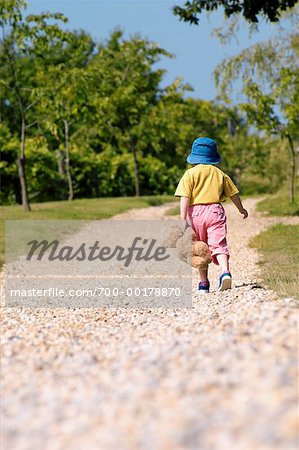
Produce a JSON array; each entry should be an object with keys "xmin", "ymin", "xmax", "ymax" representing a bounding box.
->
[{"xmin": 218, "ymin": 271, "xmax": 232, "ymax": 291}]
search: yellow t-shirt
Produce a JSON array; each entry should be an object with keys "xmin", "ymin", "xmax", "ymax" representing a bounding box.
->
[{"xmin": 174, "ymin": 164, "xmax": 239, "ymax": 205}]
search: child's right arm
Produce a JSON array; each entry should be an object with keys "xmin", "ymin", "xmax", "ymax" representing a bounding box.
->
[{"xmin": 230, "ymin": 194, "xmax": 248, "ymax": 219}]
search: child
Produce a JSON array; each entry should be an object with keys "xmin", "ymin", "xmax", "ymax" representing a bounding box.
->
[{"xmin": 174, "ymin": 137, "xmax": 248, "ymax": 293}]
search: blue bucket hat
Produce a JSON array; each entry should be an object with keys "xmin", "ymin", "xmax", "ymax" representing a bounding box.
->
[{"xmin": 186, "ymin": 137, "xmax": 221, "ymax": 165}]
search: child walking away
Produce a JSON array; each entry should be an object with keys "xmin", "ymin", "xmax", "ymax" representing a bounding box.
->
[{"xmin": 175, "ymin": 137, "xmax": 248, "ymax": 293}]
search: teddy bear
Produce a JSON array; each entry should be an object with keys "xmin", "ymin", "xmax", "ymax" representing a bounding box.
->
[{"xmin": 163, "ymin": 225, "xmax": 212, "ymax": 270}]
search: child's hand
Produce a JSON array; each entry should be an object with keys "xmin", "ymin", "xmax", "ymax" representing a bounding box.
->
[
  {"xmin": 239, "ymin": 208, "xmax": 248, "ymax": 219},
  {"xmin": 183, "ymin": 220, "xmax": 192, "ymax": 231}
]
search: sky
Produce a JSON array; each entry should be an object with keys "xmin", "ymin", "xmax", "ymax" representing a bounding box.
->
[{"xmin": 26, "ymin": 0, "xmax": 282, "ymax": 100}]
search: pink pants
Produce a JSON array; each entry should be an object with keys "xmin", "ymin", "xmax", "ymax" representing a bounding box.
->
[{"xmin": 189, "ymin": 203, "xmax": 229, "ymax": 265}]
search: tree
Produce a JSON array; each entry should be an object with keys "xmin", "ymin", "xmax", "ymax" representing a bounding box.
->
[
  {"xmin": 0, "ymin": 0, "xmax": 70, "ymax": 209},
  {"xmin": 173, "ymin": 0, "xmax": 299, "ymax": 24},
  {"xmin": 2, "ymin": 10, "xmax": 288, "ymax": 203},
  {"xmin": 0, "ymin": 123, "xmax": 19, "ymax": 203},
  {"xmin": 214, "ymin": 26, "xmax": 299, "ymax": 202},
  {"xmin": 33, "ymin": 65, "xmax": 91, "ymax": 200},
  {"xmin": 87, "ymin": 31, "xmax": 173, "ymax": 196}
]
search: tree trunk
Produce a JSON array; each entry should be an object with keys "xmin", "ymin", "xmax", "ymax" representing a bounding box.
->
[
  {"xmin": 17, "ymin": 118, "xmax": 31, "ymax": 211},
  {"xmin": 94, "ymin": 172, "xmax": 100, "ymax": 198},
  {"xmin": 64, "ymin": 120, "xmax": 74, "ymax": 201},
  {"xmin": 132, "ymin": 143, "xmax": 140, "ymax": 196},
  {"xmin": 3, "ymin": 40, "xmax": 30, "ymax": 210},
  {"xmin": 56, "ymin": 148, "xmax": 65, "ymax": 177},
  {"xmin": 287, "ymin": 135, "xmax": 296, "ymax": 204}
]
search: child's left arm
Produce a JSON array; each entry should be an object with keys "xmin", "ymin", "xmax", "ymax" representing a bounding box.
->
[{"xmin": 180, "ymin": 196, "xmax": 192, "ymax": 226}]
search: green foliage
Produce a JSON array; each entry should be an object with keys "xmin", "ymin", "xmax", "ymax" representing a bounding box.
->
[
  {"xmin": 0, "ymin": 0, "xmax": 74, "ymax": 208},
  {"xmin": 173, "ymin": 0, "xmax": 299, "ymax": 24},
  {"xmin": 1, "ymin": 3, "xmax": 294, "ymax": 205},
  {"xmin": 214, "ymin": 19, "xmax": 299, "ymax": 202},
  {"xmin": 214, "ymin": 27, "xmax": 299, "ymax": 137},
  {"xmin": 0, "ymin": 123, "xmax": 19, "ymax": 204},
  {"xmin": 219, "ymin": 135, "xmax": 290, "ymax": 195},
  {"xmin": 25, "ymin": 136, "xmax": 63, "ymax": 201},
  {"xmin": 0, "ymin": 0, "xmax": 26, "ymax": 25}
]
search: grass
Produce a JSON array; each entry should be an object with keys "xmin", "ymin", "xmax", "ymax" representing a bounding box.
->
[
  {"xmin": 0, "ymin": 195, "xmax": 177, "ymax": 268},
  {"xmin": 253, "ymin": 186, "xmax": 299, "ymax": 299},
  {"xmin": 250, "ymin": 224, "xmax": 299, "ymax": 299},
  {"xmin": 165, "ymin": 204, "xmax": 180, "ymax": 216},
  {"xmin": 256, "ymin": 186, "xmax": 299, "ymax": 216}
]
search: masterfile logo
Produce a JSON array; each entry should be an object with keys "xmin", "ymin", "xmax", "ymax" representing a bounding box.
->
[
  {"xmin": 5, "ymin": 219, "xmax": 192, "ymax": 308},
  {"xmin": 26, "ymin": 237, "xmax": 169, "ymax": 266}
]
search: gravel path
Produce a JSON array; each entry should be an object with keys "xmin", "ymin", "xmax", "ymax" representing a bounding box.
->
[{"xmin": 1, "ymin": 198, "xmax": 298, "ymax": 450}]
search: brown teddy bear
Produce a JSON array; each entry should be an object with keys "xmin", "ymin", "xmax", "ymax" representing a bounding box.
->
[{"xmin": 163, "ymin": 225, "xmax": 212, "ymax": 270}]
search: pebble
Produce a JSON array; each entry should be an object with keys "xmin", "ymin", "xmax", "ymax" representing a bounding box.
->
[{"xmin": 1, "ymin": 199, "xmax": 298, "ymax": 450}]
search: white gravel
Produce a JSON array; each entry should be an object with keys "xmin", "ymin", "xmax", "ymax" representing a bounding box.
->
[{"xmin": 1, "ymin": 198, "xmax": 298, "ymax": 450}]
